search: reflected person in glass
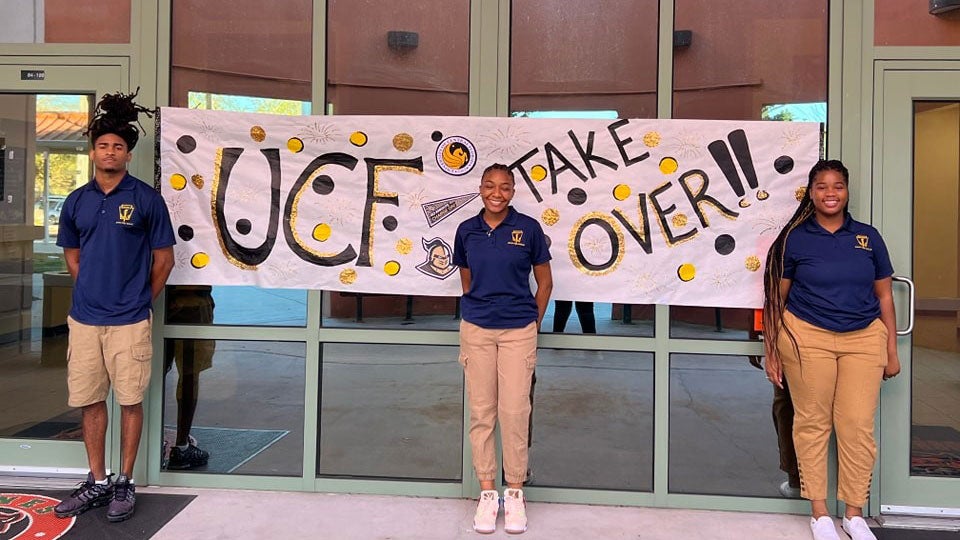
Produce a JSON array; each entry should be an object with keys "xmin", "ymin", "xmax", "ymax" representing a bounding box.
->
[
  {"xmin": 453, "ymin": 164, "xmax": 552, "ymax": 534},
  {"xmin": 163, "ymin": 285, "xmax": 215, "ymax": 470},
  {"xmin": 763, "ymin": 160, "xmax": 900, "ymax": 540}
]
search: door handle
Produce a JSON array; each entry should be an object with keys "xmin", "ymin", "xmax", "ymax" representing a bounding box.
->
[{"xmin": 892, "ymin": 275, "xmax": 914, "ymax": 335}]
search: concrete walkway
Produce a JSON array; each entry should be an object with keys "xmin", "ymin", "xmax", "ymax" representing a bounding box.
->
[{"xmin": 148, "ymin": 487, "xmax": 816, "ymax": 540}]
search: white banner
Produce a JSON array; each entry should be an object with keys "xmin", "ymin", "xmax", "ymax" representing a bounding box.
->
[{"xmin": 158, "ymin": 108, "xmax": 819, "ymax": 308}]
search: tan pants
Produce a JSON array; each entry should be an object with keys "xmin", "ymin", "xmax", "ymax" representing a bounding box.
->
[
  {"xmin": 777, "ymin": 310, "xmax": 887, "ymax": 507},
  {"xmin": 67, "ymin": 315, "xmax": 153, "ymax": 407},
  {"xmin": 459, "ymin": 320, "xmax": 537, "ymax": 484}
]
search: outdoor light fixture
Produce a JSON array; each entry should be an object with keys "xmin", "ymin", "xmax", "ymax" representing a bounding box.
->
[
  {"xmin": 387, "ymin": 31, "xmax": 419, "ymax": 52},
  {"xmin": 673, "ymin": 30, "xmax": 693, "ymax": 48},
  {"xmin": 930, "ymin": 0, "xmax": 960, "ymax": 14}
]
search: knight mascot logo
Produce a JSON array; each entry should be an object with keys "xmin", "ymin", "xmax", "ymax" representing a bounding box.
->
[{"xmin": 0, "ymin": 493, "xmax": 75, "ymax": 539}]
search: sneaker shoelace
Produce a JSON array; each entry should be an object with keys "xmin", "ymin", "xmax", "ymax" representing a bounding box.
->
[
  {"xmin": 114, "ymin": 481, "xmax": 134, "ymax": 502},
  {"xmin": 74, "ymin": 478, "xmax": 110, "ymax": 501}
]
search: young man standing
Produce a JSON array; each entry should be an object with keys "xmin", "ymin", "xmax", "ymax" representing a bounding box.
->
[{"xmin": 53, "ymin": 91, "xmax": 175, "ymax": 523}]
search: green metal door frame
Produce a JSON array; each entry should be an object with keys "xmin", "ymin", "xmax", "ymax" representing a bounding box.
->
[
  {"xmin": 874, "ymin": 62, "xmax": 960, "ymax": 515},
  {"xmin": 0, "ymin": 58, "xmax": 129, "ymax": 477}
]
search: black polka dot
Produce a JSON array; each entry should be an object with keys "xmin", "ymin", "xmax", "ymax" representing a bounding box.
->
[
  {"xmin": 383, "ymin": 216, "xmax": 398, "ymax": 231},
  {"xmin": 236, "ymin": 219, "xmax": 252, "ymax": 235},
  {"xmin": 431, "ymin": 131, "xmax": 443, "ymax": 142},
  {"xmin": 313, "ymin": 175, "xmax": 335, "ymax": 195},
  {"xmin": 715, "ymin": 234, "xmax": 735, "ymax": 255},
  {"xmin": 567, "ymin": 188, "xmax": 588, "ymax": 206},
  {"xmin": 178, "ymin": 225, "xmax": 194, "ymax": 241},
  {"xmin": 177, "ymin": 135, "xmax": 197, "ymax": 154},
  {"xmin": 774, "ymin": 156, "xmax": 794, "ymax": 175}
]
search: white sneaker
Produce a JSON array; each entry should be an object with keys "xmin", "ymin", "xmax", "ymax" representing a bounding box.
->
[
  {"xmin": 503, "ymin": 488, "xmax": 527, "ymax": 534},
  {"xmin": 473, "ymin": 490, "xmax": 499, "ymax": 534},
  {"xmin": 842, "ymin": 516, "xmax": 878, "ymax": 540},
  {"xmin": 811, "ymin": 516, "xmax": 842, "ymax": 540},
  {"xmin": 778, "ymin": 480, "xmax": 801, "ymax": 498}
]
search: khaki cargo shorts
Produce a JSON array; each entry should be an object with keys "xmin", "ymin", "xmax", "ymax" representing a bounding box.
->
[{"xmin": 66, "ymin": 315, "xmax": 153, "ymax": 407}]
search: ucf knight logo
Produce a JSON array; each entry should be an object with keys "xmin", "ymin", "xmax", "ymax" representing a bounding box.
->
[{"xmin": 0, "ymin": 493, "xmax": 75, "ymax": 539}]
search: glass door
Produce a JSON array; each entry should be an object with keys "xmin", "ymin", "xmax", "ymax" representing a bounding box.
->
[
  {"xmin": 0, "ymin": 61, "xmax": 126, "ymax": 477},
  {"xmin": 877, "ymin": 67, "xmax": 960, "ymax": 514}
]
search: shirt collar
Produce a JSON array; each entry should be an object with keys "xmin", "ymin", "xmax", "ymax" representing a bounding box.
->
[
  {"xmin": 473, "ymin": 206, "xmax": 518, "ymax": 230},
  {"xmin": 803, "ymin": 213, "xmax": 852, "ymax": 234},
  {"xmin": 83, "ymin": 173, "xmax": 135, "ymax": 194}
]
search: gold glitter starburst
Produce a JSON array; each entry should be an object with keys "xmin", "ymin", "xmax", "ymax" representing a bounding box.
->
[
  {"xmin": 667, "ymin": 132, "xmax": 705, "ymax": 159},
  {"xmin": 478, "ymin": 125, "xmax": 531, "ymax": 159},
  {"xmin": 584, "ymin": 235, "xmax": 607, "ymax": 257},
  {"xmin": 405, "ymin": 188, "xmax": 427, "ymax": 211},
  {"xmin": 298, "ymin": 122, "xmax": 340, "ymax": 144}
]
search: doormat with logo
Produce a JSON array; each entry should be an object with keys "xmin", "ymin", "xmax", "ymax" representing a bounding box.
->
[
  {"xmin": 871, "ymin": 526, "xmax": 960, "ymax": 539},
  {"xmin": 0, "ymin": 491, "xmax": 193, "ymax": 540},
  {"xmin": 911, "ymin": 425, "xmax": 960, "ymax": 478}
]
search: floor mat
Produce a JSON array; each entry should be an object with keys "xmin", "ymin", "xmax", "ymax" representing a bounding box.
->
[
  {"xmin": 911, "ymin": 425, "xmax": 960, "ymax": 477},
  {"xmin": 872, "ymin": 527, "xmax": 960, "ymax": 539},
  {"xmin": 162, "ymin": 426, "xmax": 288, "ymax": 474},
  {"xmin": 0, "ymin": 490, "xmax": 194, "ymax": 540}
]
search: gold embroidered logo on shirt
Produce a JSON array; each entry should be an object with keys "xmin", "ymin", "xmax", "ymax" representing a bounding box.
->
[
  {"xmin": 117, "ymin": 204, "xmax": 135, "ymax": 225},
  {"xmin": 508, "ymin": 229, "xmax": 525, "ymax": 246},
  {"xmin": 854, "ymin": 234, "xmax": 871, "ymax": 251}
]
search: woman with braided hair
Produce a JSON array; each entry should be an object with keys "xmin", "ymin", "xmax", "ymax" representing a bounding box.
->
[
  {"xmin": 762, "ymin": 159, "xmax": 899, "ymax": 540},
  {"xmin": 53, "ymin": 89, "xmax": 175, "ymax": 524}
]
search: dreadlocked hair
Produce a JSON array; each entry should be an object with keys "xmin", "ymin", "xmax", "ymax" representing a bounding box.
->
[
  {"xmin": 762, "ymin": 159, "xmax": 849, "ymax": 360},
  {"xmin": 84, "ymin": 88, "xmax": 154, "ymax": 150}
]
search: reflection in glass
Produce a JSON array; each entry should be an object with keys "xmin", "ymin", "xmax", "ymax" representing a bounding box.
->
[
  {"xmin": 910, "ymin": 101, "xmax": 960, "ymax": 479},
  {"xmin": 318, "ymin": 344, "xmax": 463, "ymax": 480},
  {"xmin": 669, "ymin": 354, "xmax": 791, "ymax": 497},
  {"xmin": 0, "ymin": 93, "xmax": 90, "ymax": 443},
  {"xmin": 528, "ymin": 349, "xmax": 653, "ymax": 491},
  {"xmin": 162, "ymin": 340, "xmax": 305, "ymax": 476},
  {"xmin": 0, "ymin": 0, "xmax": 131, "ymax": 44},
  {"xmin": 323, "ymin": 0, "xmax": 470, "ymax": 329}
]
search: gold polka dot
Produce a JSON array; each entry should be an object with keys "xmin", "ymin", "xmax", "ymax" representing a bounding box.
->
[
  {"xmin": 672, "ymin": 213, "xmax": 688, "ymax": 228},
  {"xmin": 393, "ymin": 133, "xmax": 413, "ymax": 152},
  {"xmin": 541, "ymin": 208, "xmax": 560, "ymax": 226},
  {"xmin": 287, "ymin": 137, "xmax": 304, "ymax": 153},
  {"xmin": 312, "ymin": 223, "xmax": 331, "ymax": 242},
  {"xmin": 795, "ymin": 186, "xmax": 807, "ymax": 202},
  {"xmin": 643, "ymin": 131, "xmax": 661, "ymax": 147},
  {"xmin": 250, "ymin": 126, "xmax": 266, "ymax": 142},
  {"xmin": 349, "ymin": 131, "xmax": 368, "ymax": 147},
  {"xmin": 530, "ymin": 165, "xmax": 548, "ymax": 182},
  {"xmin": 677, "ymin": 263, "xmax": 696, "ymax": 282},
  {"xmin": 396, "ymin": 238, "xmax": 413, "ymax": 255},
  {"xmin": 756, "ymin": 190, "xmax": 770, "ymax": 201},
  {"xmin": 339, "ymin": 268, "xmax": 357, "ymax": 285},
  {"xmin": 613, "ymin": 184, "xmax": 631, "ymax": 201},
  {"xmin": 384, "ymin": 260, "xmax": 401, "ymax": 276},
  {"xmin": 191, "ymin": 174, "xmax": 204, "ymax": 190},
  {"xmin": 659, "ymin": 157, "xmax": 678, "ymax": 174},
  {"xmin": 745, "ymin": 255, "xmax": 762, "ymax": 272},
  {"xmin": 170, "ymin": 174, "xmax": 187, "ymax": 191},
  {"xmin": 190, "ymin": 252, "xmax": 210, "ymax": 269}
]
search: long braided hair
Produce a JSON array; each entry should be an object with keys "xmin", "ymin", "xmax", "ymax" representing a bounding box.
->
[
  {"xmin": 84, "ymin": 88, "xmax": 153, "ymax": 150},
  {"xmin": 762, "ymin": 159, "xmax": 849, "ymax": 358}
]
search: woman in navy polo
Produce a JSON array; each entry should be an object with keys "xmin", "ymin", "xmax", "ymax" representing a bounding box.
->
[
  {"xmin": 453, "ymin": 163, "xmax": 552, "ymax": 534},
  {"xmin": 762, "ymin": 160, "xmax": 900, "ymax": 540}
]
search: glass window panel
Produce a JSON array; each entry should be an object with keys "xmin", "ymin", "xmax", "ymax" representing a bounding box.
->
[
  {"xmin": 670, "ymin": 0, "xmax": 828, "ymax": 339},
  {"xmin": 326, "ymin": 0, "xmax": 470, "ymax": 116},
  {"xmin": 528, "ymin": 349, "xmax": 653, "ymax": 491},
  {"xmin": 510, "ymin": 1, "xmax": 659, "ymax": 119},
  {"xmin": 910, "ymin": 101, "xmax": 960, "ymax": 479},
  {"xmin": 0, "ymin": 93, "xmax": 90, "ymax": 442},
  {"xmin": 509, "ymin": 3, "xmax": 658, "ymax": 337},
  {"xmin": 0, "ymin": 0, "xmax": 130, "ymax": 44},
  {"xmin": 169, "ymin": 1, "xmax": 313, "ymax": 326},
  {"xmin": 318, "ymin": 344, "xmax": 463, "ymax": 480},
  {"xmin": 322, "ymin": 0, "xmax": 469, "ymax": 329},
  {"xmin": 162, "ymin": 340, "xmax": 305, "ymax": 476},
  {"xmin": 669, "ymin": 353, "xmax": 794, "ymax": 497}
]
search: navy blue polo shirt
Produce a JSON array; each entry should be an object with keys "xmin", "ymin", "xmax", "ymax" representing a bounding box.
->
[
  {"xmin": 783, "ymin": 215, "xmax": 893, "ymax": 332},
  {"xmin": 57, "ymin": 174, "xmax": 176, "ymax": 325},
  {"xmin": 453, "ymin": 207, "xmax": 551, "ymax": 329}
]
